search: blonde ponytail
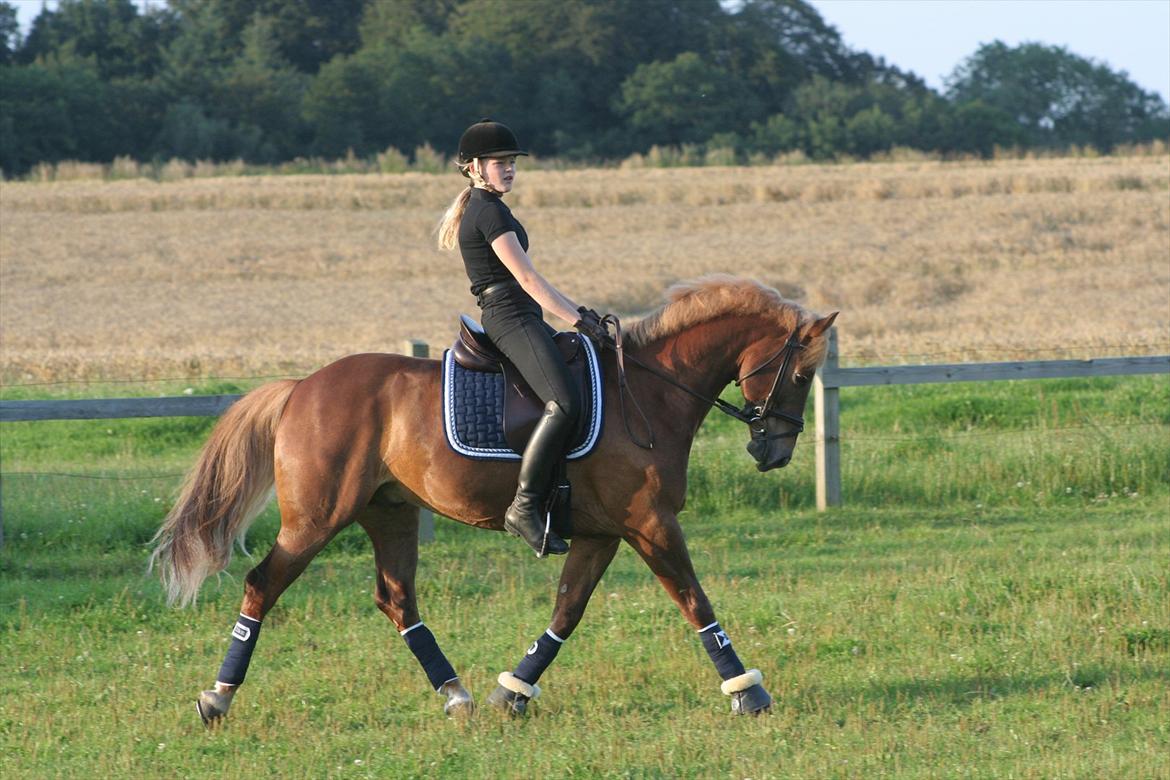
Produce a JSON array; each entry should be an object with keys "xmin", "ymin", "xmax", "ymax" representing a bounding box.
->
[
  {"xmin": 436, "ymin": 185, "xmax": 472, "ymax": 251},
  {"xmin": 436, "ymin": 161, "xmax": 496, "ymax": 251}
]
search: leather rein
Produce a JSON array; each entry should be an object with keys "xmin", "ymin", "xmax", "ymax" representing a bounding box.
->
[{"xmin": 598, "ymin": 314, "xmax": 806, "ymax": 450}]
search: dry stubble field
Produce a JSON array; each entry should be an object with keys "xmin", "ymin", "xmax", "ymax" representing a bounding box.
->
[
  {"xmin": 2, "ymin": 157, "xmax": 1169, "ymax": 778},
  {"xmin": 1, "ymin": 154, "xmax": 1168, "ymax": 383}
]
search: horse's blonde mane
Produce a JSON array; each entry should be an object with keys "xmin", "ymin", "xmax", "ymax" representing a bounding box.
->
[{"xmin": 624, "ymin": 275, "xmax": 829, "ymax": 371}]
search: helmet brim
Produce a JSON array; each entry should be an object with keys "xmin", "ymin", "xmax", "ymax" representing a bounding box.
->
[
  {"xmin": 459, "ymin": 149, "xmax": 529, "ymax": 164},
  {"xmin": 479, "ymin": 149, "xmax": 528, "ymax": 158},
  {"xmin": 458, "ymin": 149, "xmax": 529, "ymax": 176}
]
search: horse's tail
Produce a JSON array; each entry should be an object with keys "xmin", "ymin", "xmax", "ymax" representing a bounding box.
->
[{"xmin": 149, "ymin": 379, "xmax": 298, "ymax": 607}]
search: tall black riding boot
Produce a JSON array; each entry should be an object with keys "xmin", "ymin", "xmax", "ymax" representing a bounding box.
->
[{"xmin": 505, "ymin": 401, "xmax": 571, "ymax": 557}]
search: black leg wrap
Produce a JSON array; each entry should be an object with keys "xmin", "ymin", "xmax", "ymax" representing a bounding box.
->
[
  {"xmin": 699, "ymin": 622, "xmax": 746, "ymax": 681},
  {"xmin": 401, "ymin": 622, "xmax": 458, "ymax": 691},
  {"xmin": 512, "ymin": 629, "xmax": 564, "ymax": 685},
  {"xmin": 216, "ymin": 614, "xmax": 261, "ymax": 686}
]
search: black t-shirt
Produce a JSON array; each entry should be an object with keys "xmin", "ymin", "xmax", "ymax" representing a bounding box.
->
[{"xmin": 458, "ymin": 187, "xmax": 529, "ymax": 297}]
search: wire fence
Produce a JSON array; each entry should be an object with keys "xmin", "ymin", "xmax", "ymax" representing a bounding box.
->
[
  {"xmin": 4, "ymin": 341, "xmax": 1169, "ymax": 390},
  {"xmin": 2, "ymin": 334, "xmax": 1166, "ymax": 543},
  {"xmin": 2, "ymin": 419, "xmax": 1165, "ymax": 483},
  {"xmin": 839, "ymin": 341, "xmax": 1170, "ymax": 363}
]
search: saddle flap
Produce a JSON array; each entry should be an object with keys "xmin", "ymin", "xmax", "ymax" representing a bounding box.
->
[{"xmin": 553, "ymin": 331, "xmax": 582, "ymax": 363}]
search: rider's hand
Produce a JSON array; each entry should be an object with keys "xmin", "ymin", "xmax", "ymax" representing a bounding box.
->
[{"xmin": 574, "ymin": 307, "xmax": 610, "ymax": 347}]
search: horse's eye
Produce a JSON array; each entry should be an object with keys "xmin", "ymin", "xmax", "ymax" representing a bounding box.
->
[{"xmin": 793, "ymin": 373, "xmax": 811, "ymax": 387}]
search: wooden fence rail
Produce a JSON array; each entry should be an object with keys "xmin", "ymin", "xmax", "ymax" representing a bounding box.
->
[
  {"xmin": 812, "ymin": 328, "xmax": 1170, "ymax": 511},
  {"xmin": 0, "ymin": 394, "xmax": 241, "ymax": 422},
  {"xmin": 2, "ymin": 334, "xmax": 1167, "ymax": 547},
  {"xmin": 0, "ymin": 341, "xmax": 435, "ymax": 547}
]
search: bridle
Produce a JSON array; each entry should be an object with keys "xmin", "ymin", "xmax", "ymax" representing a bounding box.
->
[
  {"xmin": 733, "ymin": 329, "xmax": 807, "ymax": 448},
  {"xmin": 601, "ymin": 315, "xmax": 806, "ymax": 450}
]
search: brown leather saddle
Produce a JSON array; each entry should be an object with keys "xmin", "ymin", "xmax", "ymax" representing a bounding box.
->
[{"xmin": 451, "ymin": 314, "xmax": 594, "ymax": 454}]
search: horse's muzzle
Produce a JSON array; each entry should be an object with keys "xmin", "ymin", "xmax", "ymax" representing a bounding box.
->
[
  {"xmin": 747, "ymin": 439, "xmax": 792, "ymax": 471},
  {"xmin": 754, "ymin": 454, "xmax": 791, "ymax": 472}
]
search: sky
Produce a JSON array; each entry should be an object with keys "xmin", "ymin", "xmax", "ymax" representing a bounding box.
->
[
  {"xmin": 10, "ymin": 0, "xmax": 1170, "ymax": 102},
  {"xmin": 809, "ymin": 0, "xmax": 1169, "ymax": 100}
]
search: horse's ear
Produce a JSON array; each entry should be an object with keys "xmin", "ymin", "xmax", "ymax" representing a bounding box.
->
[{"xmin": 803, "ymin": 312, "xmax": 838, "ymax": 341}]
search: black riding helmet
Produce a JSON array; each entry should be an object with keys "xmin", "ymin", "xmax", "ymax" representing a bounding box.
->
[{"xmin": 457, "ymin": 118, "xmax": 528, "ymax": 167}]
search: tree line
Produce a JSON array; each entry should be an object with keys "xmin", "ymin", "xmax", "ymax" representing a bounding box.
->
[{"xmin": 1, "ymin": 0, "xmax": 1167, "ymax": 177}]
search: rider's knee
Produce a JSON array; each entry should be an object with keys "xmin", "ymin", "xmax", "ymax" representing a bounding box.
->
[{"xmin": 550, "ymin": 388, "xmax": 581, "ymax": 424}]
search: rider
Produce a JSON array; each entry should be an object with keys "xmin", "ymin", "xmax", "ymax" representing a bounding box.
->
[{"xmin": 437, "ymin": 118, "xmax": 607, "ymax": 557}]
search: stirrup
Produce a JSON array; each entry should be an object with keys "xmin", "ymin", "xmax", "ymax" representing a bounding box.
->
[
  {"xmin": 534, "ymin": 510, "xmax": 565, "ymax": 558},
  {"xmin": 505, "ymin": 501, "xmax": 568, "ymax": 557}
]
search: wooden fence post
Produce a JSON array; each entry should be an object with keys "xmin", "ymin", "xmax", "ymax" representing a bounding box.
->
[
  {"xmin": 404, "ymin": 339, "xmax": 436, "ymax": 543},
  {"xmin": 814, "ymin": 326, "xmax": 841, "ymax": 511}
]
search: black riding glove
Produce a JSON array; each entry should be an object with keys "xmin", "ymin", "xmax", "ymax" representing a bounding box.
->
[{"xmin": 574, "ymin": 306, "xmax": 610, "ymax": 347}]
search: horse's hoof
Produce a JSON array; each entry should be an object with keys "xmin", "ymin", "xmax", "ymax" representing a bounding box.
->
[
  {"xmin": 730, "ymin": 684, "xmax": 772, "ymax": 716},
  {"xmin": 486, "ymin": 684, "xmax": 530, "ymax": 717},
  {"xmin": 440, "ymin": 680, "xmax": 476, "ymax": 719},
  {"xmin": 487, "ymin": 671, "xmax": 539, "ymax": 717},
  {"xmin": 444, "ymin": 694, "xmax": 475, "ymax": 718},
  {"xmin": 196, "ymin": 689, "xmax": 233, "ymax": 725}
]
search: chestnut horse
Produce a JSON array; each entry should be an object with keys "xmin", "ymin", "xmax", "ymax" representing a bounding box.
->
[{"xmin": 150, "ymin": 276, "xmax": 837, "ymax": 722}]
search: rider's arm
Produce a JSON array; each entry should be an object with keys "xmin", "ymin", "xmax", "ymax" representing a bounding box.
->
[{"xmin": 491, "ymin": 231, "xmax": 582, "ymax": 326}]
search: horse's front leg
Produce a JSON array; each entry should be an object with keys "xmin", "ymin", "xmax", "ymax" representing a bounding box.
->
[
  {"xmin": 487, "ymin": 534, "xmax": 620, "ymax": 716},
  {"xmin": 626, "ymin": 511, "xmax": 772, "ymax": 715}
]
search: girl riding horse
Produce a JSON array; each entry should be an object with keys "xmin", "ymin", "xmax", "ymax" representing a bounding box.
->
[{"xmin": 436, "ymin": 118, "xmax": 608, "ymax": 557}]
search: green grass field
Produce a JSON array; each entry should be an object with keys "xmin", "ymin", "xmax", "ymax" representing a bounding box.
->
[{"xmin": 2, "ymin": 377, "xmax": 1168, "ymax": 778}]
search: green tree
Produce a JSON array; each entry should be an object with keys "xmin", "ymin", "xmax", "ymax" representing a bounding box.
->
[
  {"xmin": 359, "ymin": 0, "xmax": 461, "ymax": 47},
  {"xmin": 446, "ymin": 0, "xmax": 720, "ymax": 156},
  {"xmin": 157, "ymin": 0, "xmax": 236, "ymax": 102},
  {"xmin": 216, "ymin": 15, "xmax": 309, "ymax": 160},
  {"xmin": 616, "ymin": 52, "xmax": 757, "ymax": 146},
  {"xmin": 723, "ymin": 0, "xmax": 865, "ymax": 87},
  {"xmin": 0, "ymin": 62, "xmax": 120, "ymax": 173},
  {"xmin": 749, "ymin": 112, "xmax": 803, "ymax": 155},
  {"xmin": 155, "ymin": 99, "xmax": 267, "ymax": 160},
  {"xmin": 0, "ymin": 1, "xmax": 18, "ymax": 66},
  {"xmin": 943, "ymin": 99, "xmax": 1022, "ymax": 157},
  {"xmin": 946, "ymin": 41, "xmax": 1170, "ymax": 149},
  {"xmin": 747, "ymin": 75, "xmax": 960, "ymax": 159},
  {"xmin": 168, "ymin": 0, "xmax": 366, "ymax": 74},
  {"xmin": 844, "ymin": 105, "xmax": 896, "ymax": 157},
  {"xmin": 17, "ymin": 0, "xmax": 178, "ymax": 80},
  {"xmin": 304, "ymin": 29, "xmax": 503, "ymax": 159},
  {"xmin": 157, "ymin": 2, "xmax": 312, "ymax": 161}
]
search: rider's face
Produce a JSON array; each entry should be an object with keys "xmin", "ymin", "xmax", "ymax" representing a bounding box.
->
[{"xmin": 476, "ymin": 156, "xmax": 516, "ymax": 193}]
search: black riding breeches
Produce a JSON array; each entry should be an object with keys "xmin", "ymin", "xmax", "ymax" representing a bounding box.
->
[{"xmin": 479, "ymin": 291, "xmax": 582, "ymax": 424}]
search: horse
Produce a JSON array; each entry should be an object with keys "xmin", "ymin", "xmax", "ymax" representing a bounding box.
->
[{"xmin": 149, "ymin": 275, "xmax": 837, "ymax": 722}]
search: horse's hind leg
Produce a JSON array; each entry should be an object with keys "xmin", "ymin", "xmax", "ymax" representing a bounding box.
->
[
  {"xmin": 359, "ymin": 502, "xmax": 473, "ymax": 718},
  {"xmin": 197, "ymin": 494, "xmax": 358, "ymax": 724}
]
